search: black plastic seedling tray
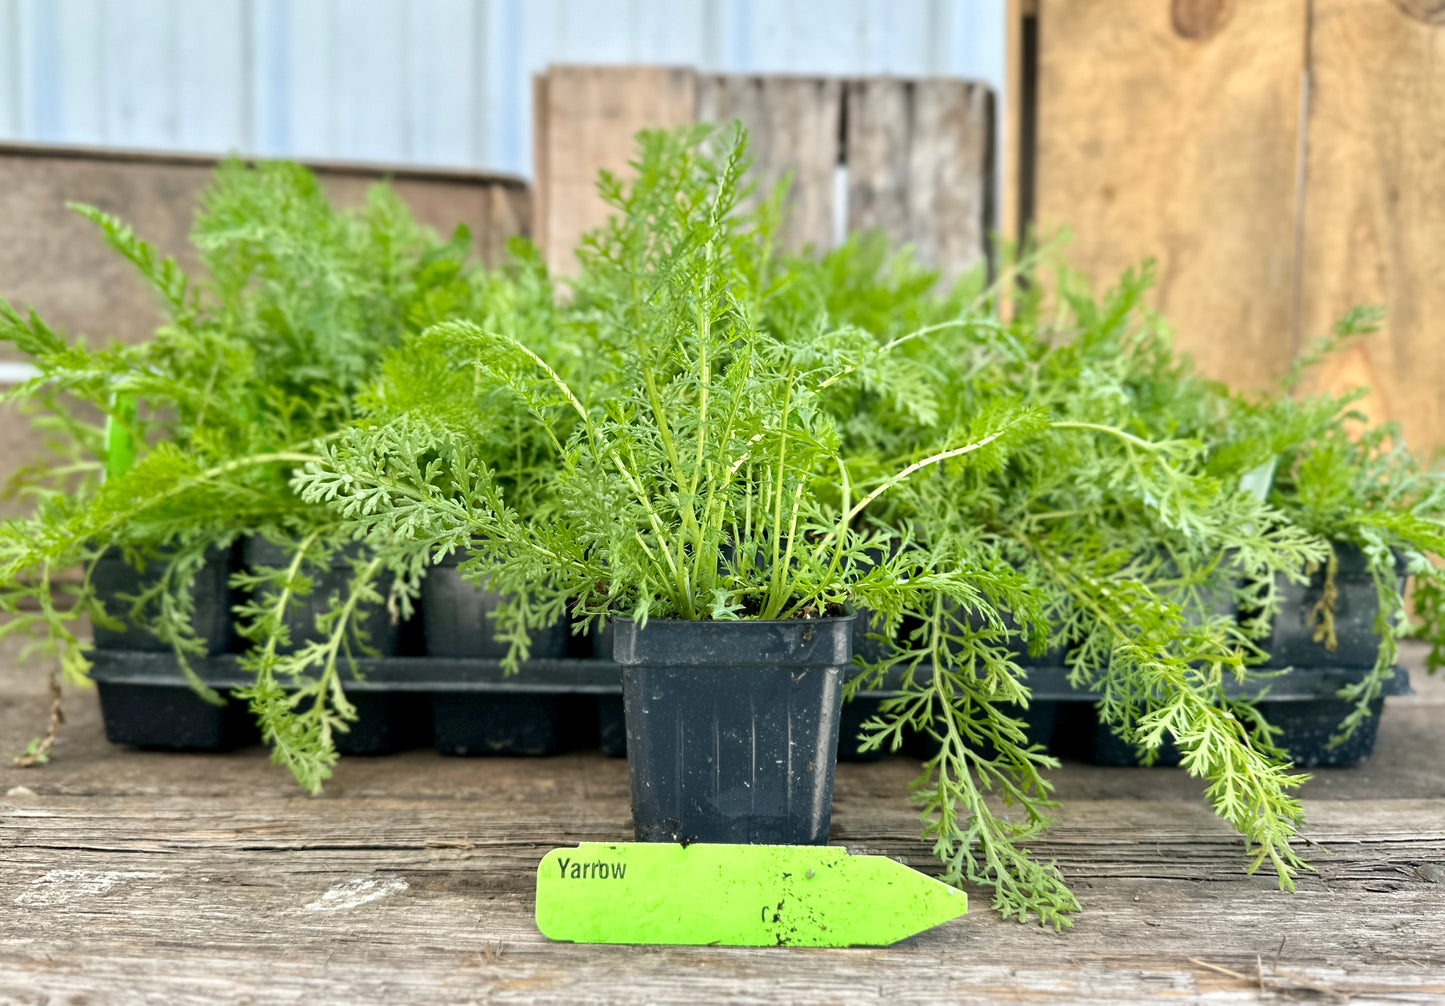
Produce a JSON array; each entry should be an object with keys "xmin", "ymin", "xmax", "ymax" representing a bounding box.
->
[
  {"xmin": 91, "ymin": 545, "xmax": 235, "ymax": 654},
  {"xmin": 91, "ymin": 647, "xmax": 908, "ymax": 763},
  {"xmin": 242, "ymin": 539, "xmax": 405, "ymax": 656},
  {"xmin": 90, "ymin": 649, "xmax": 1411, "ymax": 767},
  {"xmin": 852, "ymin": 662, "xmax": 1412, "ymax": 768},
  {"xmin": 1043, "ymin": 666, "xmax": 1412, "ymax": 768},
  {"xmin": 90, "ymin": 651, "xmax": 624, "ymax": 756},
  {"xmin": 1258, "ymin": 545, "xmax": 1408, "ymax": 671}
]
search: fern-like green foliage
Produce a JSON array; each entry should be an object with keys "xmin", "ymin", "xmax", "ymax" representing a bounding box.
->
[{"xmin": 0, "ymin": 158, "xmax": 506, "ymax": 790}]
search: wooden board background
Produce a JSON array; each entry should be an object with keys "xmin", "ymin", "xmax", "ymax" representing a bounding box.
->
[
  {"xmin": 534, "ymin": 66, "xmax": 994, "ymax": 282},
  {"xmin": 533, "ymin": 66, "xmax": 698, "ymax": 279},
  {"xmin": 1295, "ymin": 0, "xmax": 1445, "ymax": 458},
  {"xmin": 1016, "ymin": 0, "xmax": 1445, "ymax": 456}
]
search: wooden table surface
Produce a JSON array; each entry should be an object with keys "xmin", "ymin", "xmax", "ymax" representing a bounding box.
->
[{"xmin": 2, "ymin": 640, "xmax": 1443, "ymax": 1005}]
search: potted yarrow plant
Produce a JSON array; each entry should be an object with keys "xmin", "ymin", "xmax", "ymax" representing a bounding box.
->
[{"xmin": 297, "ymin": 126, "xmax": 1048, "ymax": 847}]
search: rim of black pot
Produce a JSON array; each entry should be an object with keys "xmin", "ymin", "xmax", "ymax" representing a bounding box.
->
[{"xmin": 611, "ymin": 610, "xmax": 857, "ymax": 667}]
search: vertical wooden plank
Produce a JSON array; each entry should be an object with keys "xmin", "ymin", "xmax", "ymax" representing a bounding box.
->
[
  {"xmin": 695, "ymin": 74, "xmax": 842, "ymax": 252},
  {"xmin": 847, "ymin": 78, "xmax": 992, "ymax": 278},
  {"xmin": 905, "ymin": 80, "xmax": 992, "ymax": 278},
  {"xmin": 1031, "ymin": 0, "xmax": 1307, "ymax": 390},
  {"xmin": 1296, "ymin": 0, "xmax": 1445, "ymax": 454},
  {"xmin": 534, "ymin": 65, "xmax": 696, "ymax": 274},
  {"xmin": 845, "ymin": 79, "xmax": 909, "ymax": 241}
]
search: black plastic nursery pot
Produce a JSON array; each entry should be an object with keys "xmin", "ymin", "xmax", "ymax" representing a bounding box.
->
[
  {"xmin": 615, "ymin": 613, "xmax": 855, "ymax": 846},
  {"xmin": 419, "ymin": 548, "xmax": 581, "ymax": 755},
  {"xmin": 889, "ymin": 605, "xmax": 1066, "ymax": 761},
  {"xmin": 91, "ymin": 544, "xmax": 234, "ymax": 654},
  {"xmin": 1047, "ymin": 666, "xmax": 1410, "ymax": 769},
  {"xmin": 1258, "ymin": 544, "xmax": 1406, "ymax": 670},
  {"xmin": 420, "ymin": 548, "xmax": 570, "ymax": 659},
  {"xmin": 242, "ymin": 538, "xmax": 403, "ymax": 656},
  {"xmin": 597, "ymin": 612, "xmax": 881, "ymax": 762}
]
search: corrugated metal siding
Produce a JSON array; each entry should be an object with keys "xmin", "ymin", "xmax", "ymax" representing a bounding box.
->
[{"xmin": 0, "ymin": 0, "xmax": 1003, "ymax": 177}]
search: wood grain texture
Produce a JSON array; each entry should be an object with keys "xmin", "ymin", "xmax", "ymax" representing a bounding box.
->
[
  {"xmin": 1295, "ymin": 0, "xmax": 1445, "ymax": 454},
  {"xmin": 1030, "ymin": 0, "xmax": 1308, "ymax": 391},
  {"xmin": 846, "ymin": 79, "xmax": 994, "ymax": 282},
  {"xmin": 534, "ymin": 65, "xmax": 698, "ymax": 276},
  {"xmin": 695, "ymin": 74, "xmax": 842, "ymax": 253},
  {"xmin": 0, "ymin": 636, "xmax": 1442, "ymax": 1004},
  {"xmin": 535, "ymin": 66, "xmax": 994, "ymax": 280}
]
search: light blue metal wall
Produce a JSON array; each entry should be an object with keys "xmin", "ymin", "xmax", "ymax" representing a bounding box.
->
[{"xmin": 0, "ymin": 0, "xmax": 1004, "ymax": 177}]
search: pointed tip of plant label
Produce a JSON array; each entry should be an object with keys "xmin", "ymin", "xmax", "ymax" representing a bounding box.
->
[{"xmin": 535, "ymin": 842, "xmax": 967, "ymax": 947}]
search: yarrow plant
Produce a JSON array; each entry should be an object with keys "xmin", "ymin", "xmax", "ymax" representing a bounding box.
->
[{"xmin": 0, "ymin": 160, "xmax": 526, "ymax": 786}]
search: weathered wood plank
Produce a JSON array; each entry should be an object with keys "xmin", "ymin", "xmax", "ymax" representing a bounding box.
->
[
  {"xmin": 905, "ymin": 80, "xmax": 994, "ymax": 280},
  {"xmin": 535, "ymin": 66, "xmax": 994, "ymax": 279},
  {"xmin": 844, "ymin": 79, "xmax": 911, "ymax": 250},
  {"xmin": 1295, "ymin": 0, "xmax": 1445, "ymax": 455},
  {"xmin": 1030, "ymin": 0, "xmax": 1308, "ymax": 391},
  {"xmin": 845, "ymin": 78, "xmax": 993, "ymax": 280},
  {"xmin": 696, "ymin": 74, "xmax": 843, "ymax": 253},
  {"xmin": 533, "ymin": 65, "xmax": 698, "ymax": 276},
  {"xmin": 2, "ymin": 792, "xmax": 1443, "ymax": 1004},
  {"xmin": 2, "ymin": 641, "xmax": 1441, "ymax": 1003}
]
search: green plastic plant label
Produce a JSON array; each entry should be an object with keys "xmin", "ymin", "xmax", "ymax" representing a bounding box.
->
[
  {"xmin": 104, "ymin": 392, "xmax": 137, "ymax": 482},
  {"xmin": 535, "ymin": 842, "xmax": 967, "ymax": 947}
]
